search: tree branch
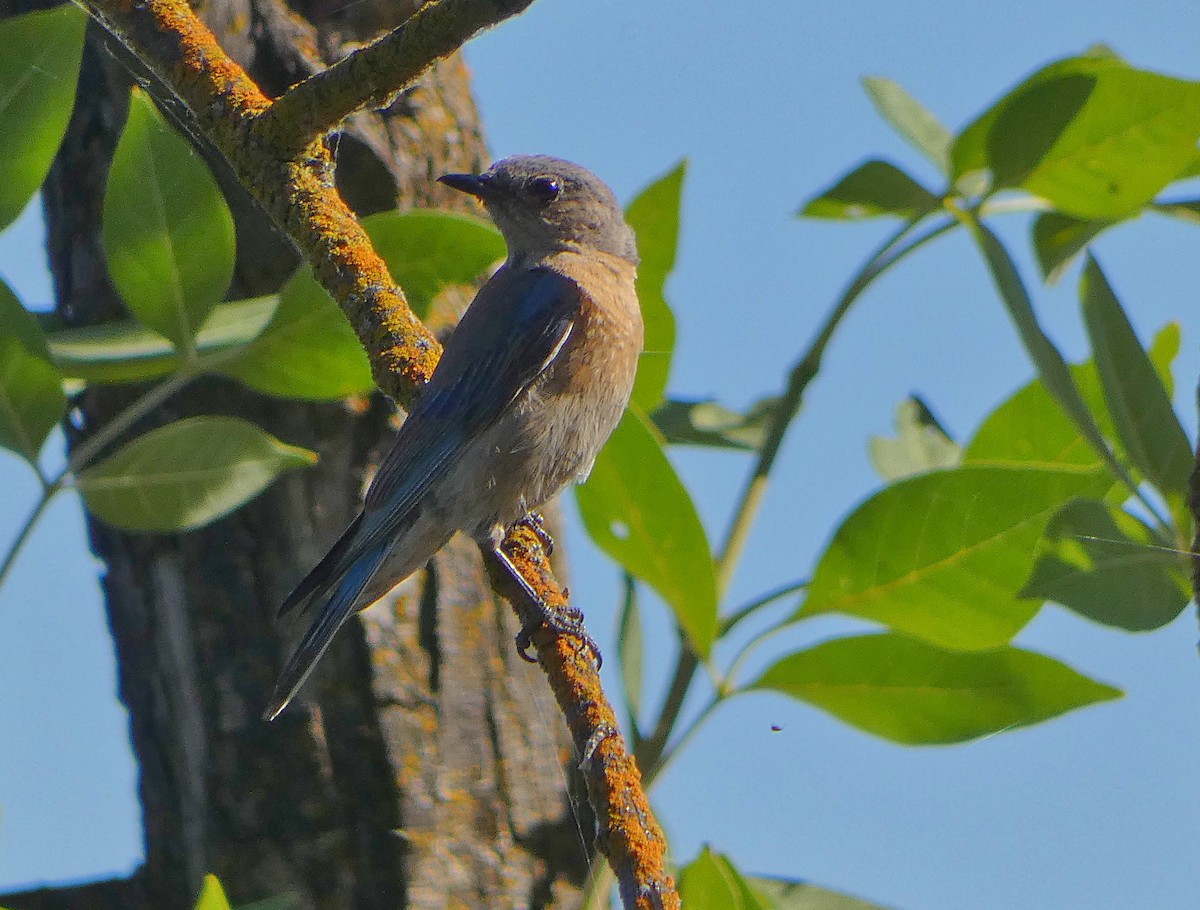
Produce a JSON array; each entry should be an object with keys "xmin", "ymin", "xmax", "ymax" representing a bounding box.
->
[
  {"xmin": 258, "ymin": 0, "xmax": 536, "ymax": 155},
  {"xmin": 491, "ymin": 525, "xmax": 680, "ymax": 910}
]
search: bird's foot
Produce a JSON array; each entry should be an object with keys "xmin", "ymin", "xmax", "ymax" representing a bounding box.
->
[
  {"xmin": 518, "ymin": 512, "xmax": 555, "ymax": 555},
  {"xmin": 515, "ymin": 601, "xmax": 602, "ymax": 669},
  {"xmin": 492, "ymin": 544, "xmax": 600, "ymax": 667}
]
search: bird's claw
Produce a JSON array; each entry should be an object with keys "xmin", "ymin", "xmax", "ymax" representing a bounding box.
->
[
  {"xmin": 519, "ymin": 512, "xmax": 555, "ymax": 555},
  {"xmin": 515, "ymin": 605, "xmax": 602, "ymax": 669}
]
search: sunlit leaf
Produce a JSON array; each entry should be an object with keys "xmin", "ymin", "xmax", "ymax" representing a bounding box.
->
[
  {"xmin": 862, "ymin": 76, "xmax": 951, "ymax": 174},
  {"xmin": 955, "ymin": 53, "xmax": 1200, "ymax": 218},
  {"xmin": 797, "ymin": 464, "xmax": 1112, "ymax": 650},
  {"xmin": 103, "ymin": 90, "xmax": 236, "ymax": 353},
  {"xmin": 576, "ymin": 408, "xmax": 717, "ymax": 657},
  {"xmin": 194, "ymin": 875, "xmax": 233, "ymax": 910},
  {"xmin": 751, "ymin": 633, "xmax": 1121, "ymax": 745},
  {"xmin": 678, "ymin": 847, "xmax": 772, "ymax": 910},
  {"xmin": 77, "ymin": 417, "xmax": 316, "ymax": 532},
  {"xmin": 1023, "ymin": 499, "xmax": 1189, "ymax": 631},
  {"xmin": 952, "ymin": 52, "xmax": 1124, "ymax": 182},
  {"xmin": 625, "ymin": 160, "xmax": 684, "ymax": 409},
  {"xmin": 0, "ymin": 278, "xmax": 66, "ymax": 463},
  {"xmin": 750, "ymin": 876, "xmax": 897, "ymax": 910},
  {"xmin": 801, "ymin": 160, "xmax": 939, "ymax": 220},
  {"xmin": 868, "ymin": 396, "xmax": 960, "ymax": 480},
  {"xmin": 0, "ymin": 4, "xmax": 86, "ymax": 231},
  {"xmin": 651, "ymin": 396, "xmax": 778, "ymax": 451}
]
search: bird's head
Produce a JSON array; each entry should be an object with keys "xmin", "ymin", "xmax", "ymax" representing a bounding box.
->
[{"xmin": 439, "ymin": 155, "xmax": 638, "ymax": 265}]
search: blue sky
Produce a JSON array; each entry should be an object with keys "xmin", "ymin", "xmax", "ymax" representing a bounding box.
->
[{"xmin": 3, "ymin": 1, "xmax": 1200, "ymax": 907}]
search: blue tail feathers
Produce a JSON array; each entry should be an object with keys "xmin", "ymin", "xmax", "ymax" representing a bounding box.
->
[{"xmin": 263, "ymin": 540, "xmax": 388, "ymax": 721}]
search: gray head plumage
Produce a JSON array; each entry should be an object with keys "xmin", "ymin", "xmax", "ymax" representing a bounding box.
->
[{"xmin": 439, "ymin": 155, "xmax": 639, "ymax": 264}]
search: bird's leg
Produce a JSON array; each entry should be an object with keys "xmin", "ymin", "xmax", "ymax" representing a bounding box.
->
[{"xmin": 490, "ymin": 544, "xmax": 601, "ymax": 668}]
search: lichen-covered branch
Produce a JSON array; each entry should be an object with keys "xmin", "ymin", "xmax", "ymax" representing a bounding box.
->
[
  {"xmin": 258, "ymin": 0, "xmax": 537, "ymax": 155},
  {"xmin": 82, "ymin": 0, "xmax": 440, "ymax": 400},
  {"xmin": 492, "ymin": 525, "xmax": 681, "ymax": 910}
]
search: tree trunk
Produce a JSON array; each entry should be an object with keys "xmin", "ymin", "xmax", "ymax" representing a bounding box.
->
[{"xmin": 4, "ymin": 3, "xmax": 591, "ymax": 908}]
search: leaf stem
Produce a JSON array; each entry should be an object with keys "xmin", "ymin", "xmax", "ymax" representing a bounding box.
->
[
  {"xmin": 0, "ymin": 486, "xmax": 59, "ymax": 594},
  {"xmin": 65, "ymin": 364, "xmax": 205, "ymax": 476}
]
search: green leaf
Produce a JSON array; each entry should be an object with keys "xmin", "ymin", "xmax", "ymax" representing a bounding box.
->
[
  {"xmin": 801, "ymin": 160, "xmax": 939, "ymax": 220},
  {"xmin": 965, "ymin": 366, "xmax": 1106, "ymax": 471},
  {"xmin": 77, "ymin": 417, "xmax": 316, "ymax": 532},
  {"xmin": 1023, "ymin": 499, "xmax": 1189, "ymax": 631},
  {"xmin": 750, "ymin": 876, "xmax": 897, "ymax": 910},
  {"xmin": 797, "ymin": 464, "xmax": 1112, "ymax": 650},
  {"xmin": 194, "ymin": 875, "xmax": 233, "ymax": 910},
  {"xmin": 1031, "ymin": 212, "xmax": 1115, "ymax": 284},
  {"xmin": 752, "ymin": 633, "xmax": 1121, "ymax": 745},
  {"xmin": 576, "ymin": 408, "xmax": 717, "ymax": 657},
  {"xmin": 955, "ymin": 54, "xmax": 1200, "ymax": 217},
  {"xmin": 868, "ymin": 396, "xmax": 960, "ymax": 480},
  {"xmin": 678, "ymin": 847, "xmax": 772, "ymax": 910},
  {"xmin": 0, "ymin": 278, "xmax": 66, "ymax": 463},
  {"xmin": 617, "ymin": 573, "xmax": 644, "ymax": 728},
  {"xmin": 952, "ymin": 52, "xmax": 1125, "ymax": 183},
  {"xmin": 47, "ymin": 296, "xmax": 278, "ymax": 385},
  {"xmin": 1080, "ymin": 257, "xmax": 1192, "ymax": 505},
  {"xmin": 970, "ymin": 221, "xmax": 1120, "ymax": 479},
  {"xmin": 220, "ymin": 272, "xmax": 372, "ymax": 400},
  {"xmin": 625, "ymin": 160, "xmax": 684, "ymax": 410},
  {"xmin": 862, "ymin": 77, "xmax": 952, "ymax": 174},
  {"xmin": 103, "ymin": 89, "xmax": 236, "ymax": 353},
  {"xmin": 0, "ymin": 5, "xmax": 86, "ymax": 231},
  {"xmin": 650, "ymin": 396, "xmax": 778, "ymax": 451},
  {"xmin": 365, "ymin": 209, "xmax": 505, "ymax": 320}
]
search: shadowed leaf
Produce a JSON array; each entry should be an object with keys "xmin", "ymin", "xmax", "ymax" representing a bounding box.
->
[
  {"xmin": 0, "ymin": 279, "xmax": 66, "ymax": 464},
  {"xmin": 77, "ymin": 417, "xmax": 316, "ymax": 532}
]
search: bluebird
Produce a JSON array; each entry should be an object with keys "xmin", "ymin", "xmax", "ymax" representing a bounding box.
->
[{"xmin": 264, "ymin": 155, "xmax": 643, "ymax": 720}]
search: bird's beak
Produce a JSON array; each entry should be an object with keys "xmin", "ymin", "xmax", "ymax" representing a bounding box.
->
[{"xmin": 438, "ymin": 172, "xmax": 489, "ymax": 198}]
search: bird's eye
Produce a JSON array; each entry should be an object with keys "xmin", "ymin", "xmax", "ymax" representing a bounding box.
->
[{"xmin": 528, "ymin": 176, "xmax": 561, "ymax": 204}]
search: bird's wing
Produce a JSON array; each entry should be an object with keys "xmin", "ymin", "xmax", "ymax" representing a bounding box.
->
[
  {"xmin": 357, "ymin": 264, "xmax": 579, "ymax": 526},
  {"xmin": 280, "ymin": 265, "xmax": 580, "ymax": 619}
]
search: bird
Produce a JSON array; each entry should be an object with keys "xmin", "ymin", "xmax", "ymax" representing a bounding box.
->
[{"xmin": 264, "ymin": 155, "xmax": 643, "ymax": 721}]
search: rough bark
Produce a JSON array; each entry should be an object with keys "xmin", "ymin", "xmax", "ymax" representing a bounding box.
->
[{"xmin": 6, "ymin": 2, "xmax": 592, "ymax": 908}]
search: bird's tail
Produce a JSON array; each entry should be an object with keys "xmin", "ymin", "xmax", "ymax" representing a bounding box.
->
[{"xmin": 263, "ymin": 539, "xmax": 388, "ymax": 721}]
